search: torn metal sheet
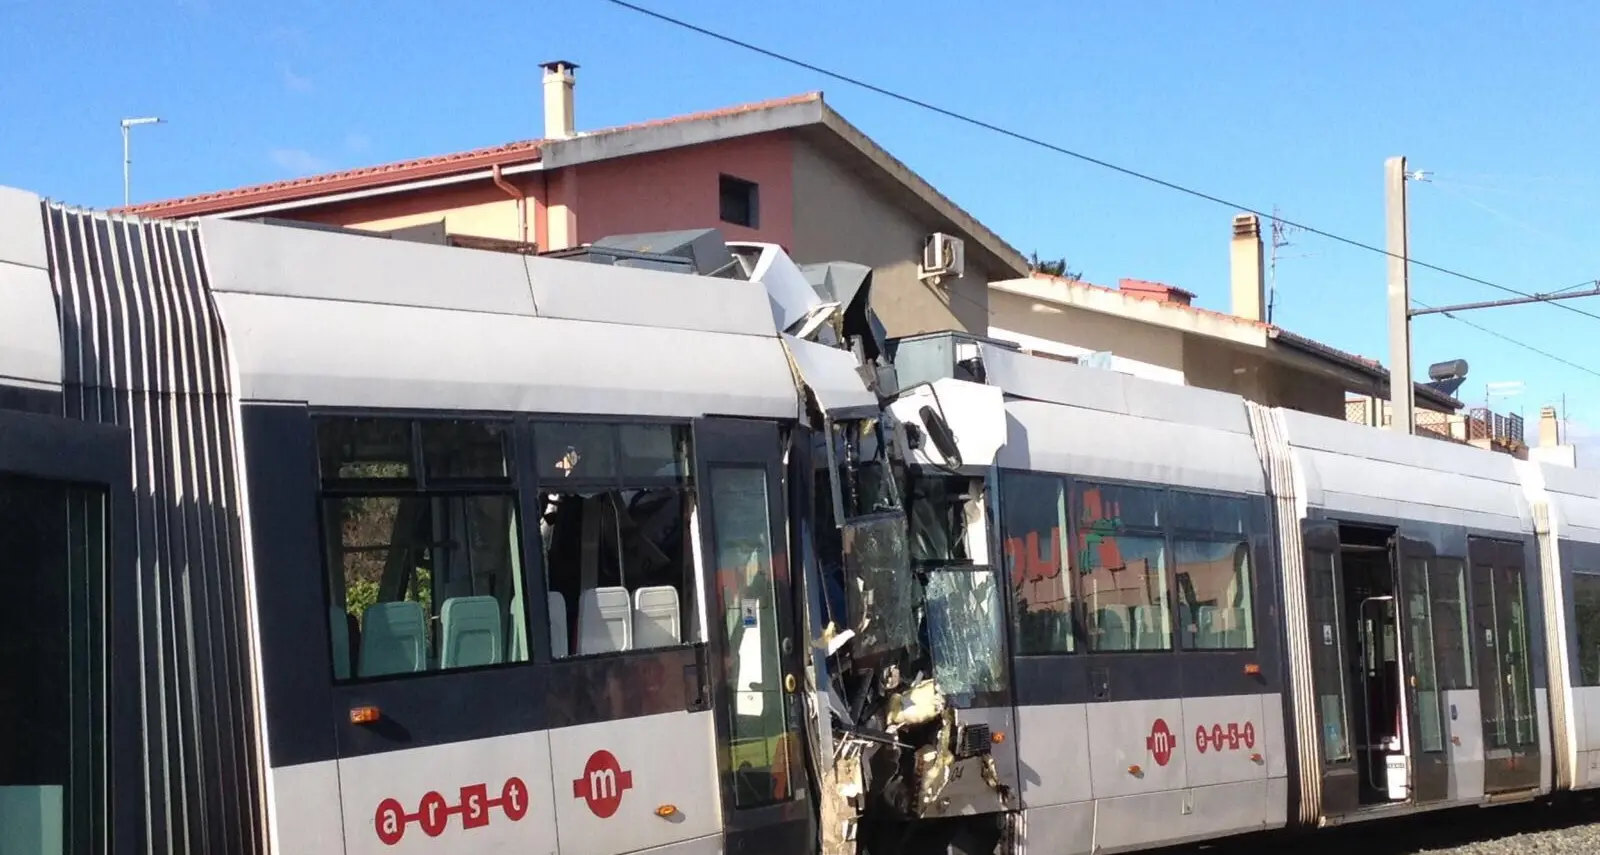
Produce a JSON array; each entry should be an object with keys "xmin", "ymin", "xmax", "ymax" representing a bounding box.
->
[{"xmin": 782, "ymin": 333, "xmax": 880, "ymax": 420}]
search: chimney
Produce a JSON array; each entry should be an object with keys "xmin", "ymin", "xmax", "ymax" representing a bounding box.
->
[
  {"xmin": 1118, "ymin": 278, "xmax": 1195, "ymax": 306},
  {"xmin": 541, "ymin": 60, "xmax": 578, "ymax": 140},
  {"xmin": 1230, "ymin": 213, "xmax": 1265, "ymax": 322},
  {"xmin": 1540, "ymin": 405, "xmax": 1561, "ymax": 448}
]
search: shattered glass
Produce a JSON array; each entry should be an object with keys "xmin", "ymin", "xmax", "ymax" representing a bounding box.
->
[
  {"xmin": 842, "ymin": 512, "xmax": 920, "ymax": 656},
  {"xmin": 925, "ymin": 569, "xmax": 1008, "ymax": 701}
]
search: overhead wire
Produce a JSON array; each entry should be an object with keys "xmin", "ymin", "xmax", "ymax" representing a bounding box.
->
[
  {"xmin": 1412, "ymin": 299, "xmax": 1600, "ymax": 379},
  {"xmin": 596, "ymin": 0, "xmax": 1600, "ymax": 374}
]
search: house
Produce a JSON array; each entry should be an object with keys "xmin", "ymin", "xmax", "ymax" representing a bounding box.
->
[
  {"xmin": 985, "ymin": 214, "xmax": 1463, "ymax": 420},
  {"xmin": 121, "ymin": 61, "xmax": 1030, "ymax": 339}
]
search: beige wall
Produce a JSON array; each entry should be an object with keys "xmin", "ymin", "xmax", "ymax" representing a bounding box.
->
[
  {"xmin": 789, "ymin": 140, "xmax": 995, "ymax": 336},
  {"xmin": 989, "ymin": 289, "xmax": 1187, "ymax": 383},
  {"xmin": 1182, "ymin": 336, "xmax": 1345, "ymax": 417}
]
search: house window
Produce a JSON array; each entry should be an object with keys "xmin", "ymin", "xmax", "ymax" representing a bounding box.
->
[{"xmin": 719, "ymin": 174, "xmax": 759, "ymax": 228}]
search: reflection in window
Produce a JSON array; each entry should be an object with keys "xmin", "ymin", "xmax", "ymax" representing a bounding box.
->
[
  {"xmin": 1306, "ymin": 550, "xmax": 1352, "ymax": 763},
  {"xmin": 1404, "ymin": 558, "xmax": 1445, "ymax": 753},
  {"xmin": 1075, "ymin": 481, "xmax": 1162, "ymax": 530},
  {"xmin": 1429, "ymin": 558, "xmax": 1473, "ymax": 689},
  {"xmin": 1574, "ymin": 572, "xmax": 1600, "ymax": 686},
  {"xmin": 317, "ymin": 416, "xmax": 527, "ymax": 682},
  {"xmin": 1174, "ymin": 540, "xmax": 1254, "ymax": 649},
  {"xmin": 1001, "ymin": 472, "xmax": 1073, "ymax": 654},
  {"xmin": 708, "ymin": 466, "xmax": 797, "ymax": 809},
  {"xmin": 536, "ymin": 420, "xmax": 696, "ymax": 658},
  {"xmin": 1081, "ymin": 534, "xmax": 1168, "ymax": 651}
]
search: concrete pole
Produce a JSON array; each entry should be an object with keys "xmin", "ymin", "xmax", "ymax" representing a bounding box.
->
[{"xmin": 1386, "ymin": 156, "xmax": 1414, "ymax": 435}]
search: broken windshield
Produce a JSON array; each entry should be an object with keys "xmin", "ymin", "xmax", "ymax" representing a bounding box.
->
[{"xmin": 925, "ymin": 568, "xmax": 1007, "ymax": 701}]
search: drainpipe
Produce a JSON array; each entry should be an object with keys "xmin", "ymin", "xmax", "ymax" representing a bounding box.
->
[{"xmin": 491, "ymin": 163, "xmax": 529, "ymax": 245}]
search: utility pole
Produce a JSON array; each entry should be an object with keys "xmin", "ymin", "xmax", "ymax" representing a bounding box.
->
[
  {"xmin": 120, "ymin": 116, "xmax": 164, "ymax": 207},
  {"xmin": 1386, "ymin": 156, "xmax": 1414, "ymax": 435}
]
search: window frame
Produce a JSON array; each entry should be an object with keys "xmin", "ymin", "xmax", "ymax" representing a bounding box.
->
[
  {"xmin": 530, "ymin": 416, "xmax": 702, "ymax": 660},
  {"xmin": 313, "ymin": 413, "xmax": 532, "ymax": 686},
  {"xmin": 718, "ymin": 173, "xmax": 760, "ymax": 229},
  {"xmin": 997, "ymin": 469, "xmax": 1263, "ymax": 657},
  {"xmin": 1573, "ymin": 569, "xmax": 1600, "ymax": 688}
]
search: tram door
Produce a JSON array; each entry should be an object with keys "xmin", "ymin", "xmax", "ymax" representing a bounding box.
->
[
  {"xmin": 0, "ymin": 408, "xmax": 133, "ymax": 855},
  {"xmin": 1302, "ymin": 521, "xmax": 1359, "ymax": 816},
  {"xmin": 1467, "ymin": 537, "xmax": 1540, "ymax": 794},
  {"xmin": 693, "ymin": 417, "xmax": 813, "ymax": 855},
  {"xmin": 1394, "ymin": 536, "xmax": 1448, "ymax": 804}
]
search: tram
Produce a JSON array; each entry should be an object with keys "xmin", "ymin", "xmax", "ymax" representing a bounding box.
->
[{"xmin": 4, "ymin": 182, "xmax": 1600, "ymax": 855}]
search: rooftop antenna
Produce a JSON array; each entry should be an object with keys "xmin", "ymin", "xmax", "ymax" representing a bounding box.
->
[{"xmin": 1268, "ymin": 205, "xmax": 1316, "ymax": 323}]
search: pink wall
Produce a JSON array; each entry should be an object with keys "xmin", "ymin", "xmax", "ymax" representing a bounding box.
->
[{"xmin": 572, "ymin": 133, "xmax": 795, "ymax": 250}]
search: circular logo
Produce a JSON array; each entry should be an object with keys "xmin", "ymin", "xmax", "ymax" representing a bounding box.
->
[
  {"xmin": 574, "ymin": 750, "xmax": 634, "ymax": 819},
  {"xmin": 502, "ymin": 776, "xmax": 529, "ymax": 821},
  {"xmin": 1244, "ymin": 722, "xmax": 1256, "ymax": 749},
  {"xmin": 1146, "ymin": 718, "xmax": 1175, "ymax": 767},
  {"xmin": 1195, "ymin": 724, "xmax": 1209, "ymax": 754},
  {"xmin": 374, "ymin": 798, "xmax": 406, "ymax": 846},
  {"xmin": 417, "ymin": 791, "xmax": 449, "ymax": 837}
]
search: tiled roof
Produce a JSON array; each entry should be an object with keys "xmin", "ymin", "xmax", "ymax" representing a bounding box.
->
[{"xmin": 119, "ymin": 92, "xmax": 823, "ymax": 218}]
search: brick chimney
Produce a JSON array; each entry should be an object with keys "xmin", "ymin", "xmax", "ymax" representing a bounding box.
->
[
  {"xmin": 1230, "ymin": 213, "xmax": 1265, "ymax": 321},
  {"xmin": 542, "ymin": 60, "xmax": 578, "ymax": 140},
  {"xmin": 1119, "ymin": 278, "xmax": 1195, "ymax": 306},
  {"xmin": 1539, "ymin": 405, "xmax": 1561, "ymax": 448}
]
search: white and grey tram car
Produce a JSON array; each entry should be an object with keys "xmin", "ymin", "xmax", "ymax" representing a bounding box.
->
[
  {"xmin": 8, "ymin": 176, "xmax": 1600, "ymax": 855},
  {"xmin": 887, "ymin": 331, "xmax": 1600, "ymax": 854},
  {"xmin": 0, "ymin": 185, "xmax": 864, "ymax": 855}
]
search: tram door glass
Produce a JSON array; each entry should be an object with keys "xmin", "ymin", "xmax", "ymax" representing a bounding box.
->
[
  {"xmin": 0, "ymin": 475, "xmax": 109, "ymax": 855},
  {"xmin": 1402, "ymin": 557, "xmax": 1445, "ymax": 753},
  {"xmin": 1307, "ymin": 549, "xmax": 1352, "ymax": 763},
  {"xmin": 1470, "ymin": 541, "xmax": 1537, "ymax": 752},
  {"xmin": 707, "ymin": 465, "xmax": 797, "ymax": 808}
]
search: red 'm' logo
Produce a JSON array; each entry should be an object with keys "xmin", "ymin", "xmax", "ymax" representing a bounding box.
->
[
  {"xmin": 573, "ymin": 750, "xmax": 634, "ymax": 819},
  {"xmin": 1146, "ymin": 718, "xmax": 1175, "ymax": 767}
]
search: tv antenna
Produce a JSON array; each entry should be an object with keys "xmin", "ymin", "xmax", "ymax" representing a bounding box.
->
[{"xmin": 1267, "ymin": 205, "xmax": 1320, "ymax": 323}]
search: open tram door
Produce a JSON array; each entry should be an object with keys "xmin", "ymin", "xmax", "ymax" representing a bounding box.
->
[
  {"xmin": 1393, "ymin": 534, "xmax": 1449, "ymax": 805},
  {"xmin": 1301, "ymin": 521, "xmax": 1360, "ymax": 815},
  {"xmin": 692, "ymin": 416, "xmax": 814, "ymax": 854},
  {"xmin": 0, "ymin": 407, "xmax": 136, "ymax": 855}
]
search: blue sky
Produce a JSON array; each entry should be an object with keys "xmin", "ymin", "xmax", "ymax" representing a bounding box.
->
[{"xmin": 3, "ymin": 0, "xmax": 1597, "ymax": 451}]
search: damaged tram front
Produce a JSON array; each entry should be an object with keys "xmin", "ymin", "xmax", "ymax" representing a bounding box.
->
[{"xmin": 752, "ymin": 245, "xmax": 1018, "ymax": 854}]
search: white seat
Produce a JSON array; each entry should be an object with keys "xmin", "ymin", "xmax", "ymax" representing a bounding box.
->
[
  {"xmin": 632, "ymin": 585, "xmax": 681, "ymax": 649},
  {"xmin": 359, "ymin": 601, "xmax": 428, "ymax": 677},
  {"xmin": 548, "ymin": 591, "xmax": 569, "ymax": 659},
  {"xmin": 441, "ymin": 596, "xmax": 503, "ymax": 669},
  {"xmin": 577, "ymin": 586, "xmax": 632, "ymax": 654}
]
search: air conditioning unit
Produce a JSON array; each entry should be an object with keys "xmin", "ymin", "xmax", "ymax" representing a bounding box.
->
[{"xmin": 919, "ymin": 232, "xmax": 965, "ymax": 282}]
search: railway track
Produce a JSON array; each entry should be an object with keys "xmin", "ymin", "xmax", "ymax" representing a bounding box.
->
[{"xmin": 1161, "ymin": 795, "xmax": 1600, "ymax": 855}]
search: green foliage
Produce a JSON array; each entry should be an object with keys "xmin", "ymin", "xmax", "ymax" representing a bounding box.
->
[{"xmin": 1028, "ymin": 250, "xmax": 1081, "ymax": 281}]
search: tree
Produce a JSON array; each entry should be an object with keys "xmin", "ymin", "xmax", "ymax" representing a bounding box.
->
[{"xmin": 1028, "ymin": 250, "xmax": 1081, "ymax": 281}]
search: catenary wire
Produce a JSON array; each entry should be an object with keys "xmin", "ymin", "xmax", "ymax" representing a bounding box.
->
[{"xmin": 596, "ymin": 0, "xmax": 1600, "ymax": 327}]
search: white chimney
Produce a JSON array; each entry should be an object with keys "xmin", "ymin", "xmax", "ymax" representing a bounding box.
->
[
  {"xmin": 541, "ymin": 60, "xmax": 577, "ymax": 140},
  {"xmin": 1230, "ymin": 213, "xmax": 1265, "ymax": 322}
]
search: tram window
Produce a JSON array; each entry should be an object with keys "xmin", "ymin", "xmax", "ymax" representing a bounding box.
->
[
  {"xmin": 1000, "ymin": 472, "xmax": 1074, "ymax": 654},
  {"xmin": 536, "ymin": 421, "xmax": 696, "ymax": 657},
  {"xmin": 1081, "ymin": 534, "xmax": 1169, "ymax": 652},
  {"xmin": 1076, "ymin": 481, "xmax": 1162, "ymax": 530},
  {"xmin": 421, "ymin": 420, "xmax": 510, "ymax": 481},
  {"xmin": 1428, "ymin": 558, "xmax": 1473, "ymax": 690},
  {"xmin": 1573, "ymin": 572, "xmax": 1600, "ymax": 686},
  {"xmin": 317, "ymin": 415, "xmax": 528, "ymax": 682},
  {"xmin": 1173, "ymin": 539, "xmax": 1254, "ymax": 650},
  {"xmin": 317, "ymin": 416, "xmax": 414, "ymax": 481},
  {"xmin": 1169, "ymin": 492, "xmax": 1248, "ymax": 535}
]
